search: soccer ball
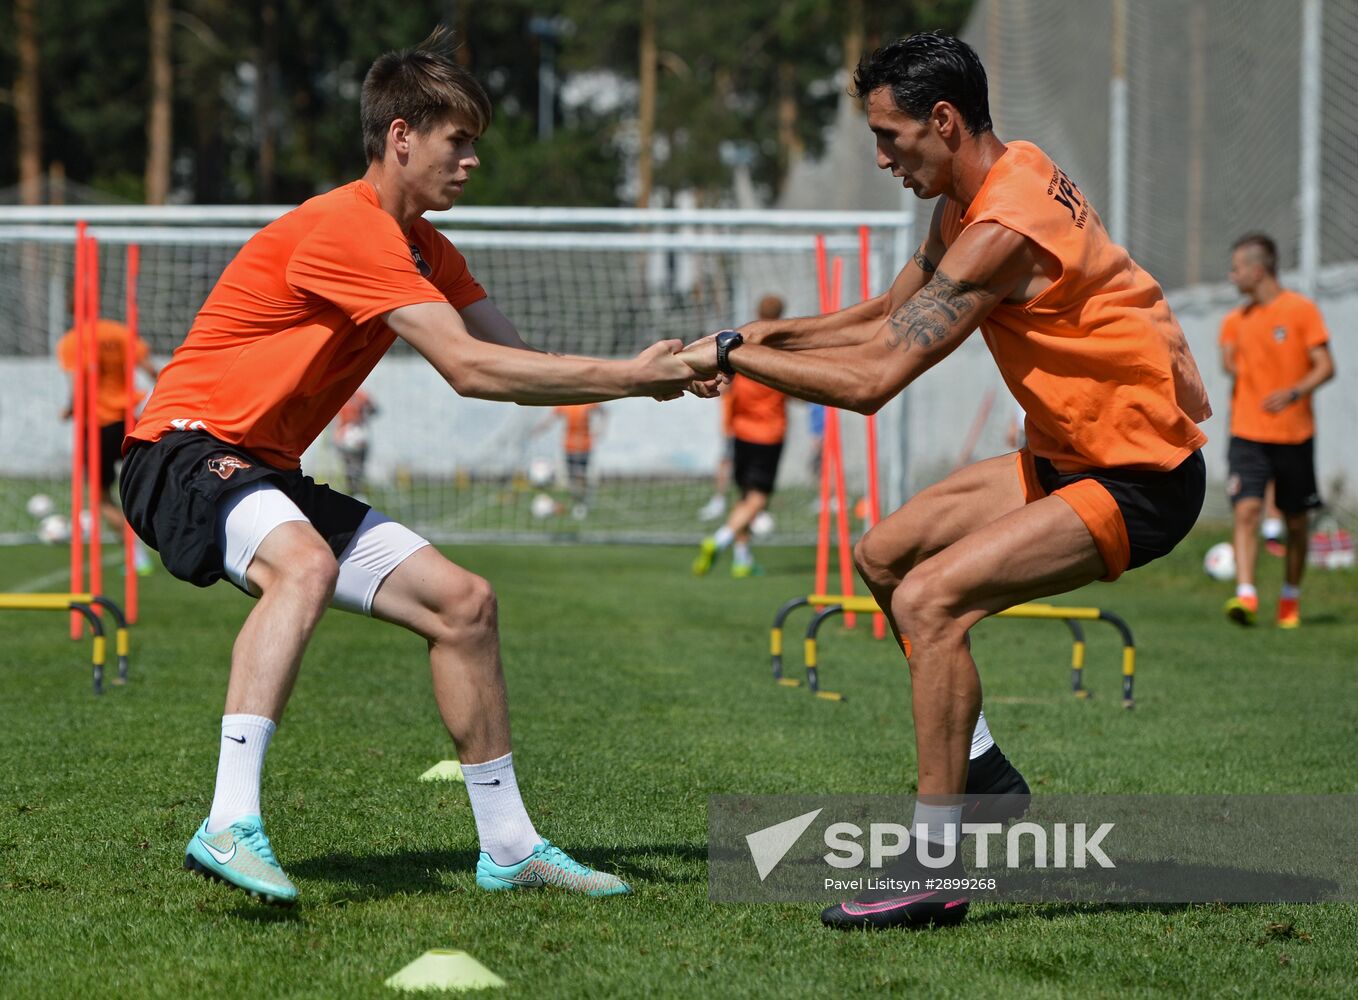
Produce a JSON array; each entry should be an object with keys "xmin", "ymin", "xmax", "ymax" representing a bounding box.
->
[
  {"xmin": 1203, "ymin": 541, "xmax": 1236, "ymax": 581},
  {"xmin": 750, "ymin": 511, "xmax": 775, "ymax": 539},
  {"xmin": 26, "ymin": 493, "xmax": 55, "ymax": 519},
  {"xmin": 333, "ymin": 423, "xmax": 368, "ymax": 453},
  {"xmin": 530, "ymin": 493, "xmax": 557, "ymax": 519},
  {"xmin": 38, "ymin": 513, "xmax": 71, "ymax": 544},
  {"xmin": 528, "ymin": 457, "xmax": 554, "ymax": 488}
]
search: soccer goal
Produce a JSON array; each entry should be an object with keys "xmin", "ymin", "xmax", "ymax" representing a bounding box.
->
[{"xmin": 0, "ymin": 205, "xmax": 1030, "ymax": 546}]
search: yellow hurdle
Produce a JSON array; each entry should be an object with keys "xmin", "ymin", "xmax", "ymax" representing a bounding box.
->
[
  {"xmin": 770, "ymin": 594, "xmax": 1135, "ymax": 708},
  {"xmin": 0, "ymin": 592, "xmax": 131, "ymax": 694}
]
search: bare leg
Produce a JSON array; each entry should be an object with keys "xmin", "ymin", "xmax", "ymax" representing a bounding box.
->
[
  {"xmin": 889, "ymin": 497, "xmax": 1104, "ymax": 796},
  {"xmin": 231, "ymin": 521, "xmax": 340, "ymax": 720},
  {"xmin": 368, "ymin": 546, "xmax": 509, "ymax": 764},
  {"xmin": 726, "ymin": 488, "xmax": 769, "ymax": 544},
  {"xmin": 1232, "ymin": 497, "xmax": 1263, "ymax": 589},
  {"xmin": 853, "ymin": 452, "xmax": 1027, "ymax": 655},
  {"xmin": 1284, "ymin": 510, "xmax": 1309, "ymax": 587}
]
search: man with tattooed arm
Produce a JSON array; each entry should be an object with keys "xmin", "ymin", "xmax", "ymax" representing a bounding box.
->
[{"xmin": 679, "ymin": 32, "xmax": 1211, "ymax": 930}]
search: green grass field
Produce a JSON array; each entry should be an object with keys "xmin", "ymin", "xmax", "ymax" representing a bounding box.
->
[{"xmin": 2, "ymin": 532, "xmax": 1356, "ymax": 998}]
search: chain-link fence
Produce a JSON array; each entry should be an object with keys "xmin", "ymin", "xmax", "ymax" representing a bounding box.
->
[{"xmin": 962, "ymin": 0, "xmax": 1358, "ymax": 520}]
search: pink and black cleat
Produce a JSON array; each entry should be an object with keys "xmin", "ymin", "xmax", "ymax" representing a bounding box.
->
[
  {"xmin": 821, "ymin": 854, "xmax": 970, "ymax": 930},
  {"xmin": 820, "ymin": 889, "xmax": 969, "ymax": 930}
]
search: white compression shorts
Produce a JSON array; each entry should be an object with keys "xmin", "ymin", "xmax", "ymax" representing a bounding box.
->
[{"xmin": 215, "ymin": 480, "xmax": 430, "ymax": 615}]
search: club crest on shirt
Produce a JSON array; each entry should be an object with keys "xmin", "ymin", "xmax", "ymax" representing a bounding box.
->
[
  {"xmin": 207, "ymin": 455, "xmax": 252, "ymax": 480},
  {"xmin": 1273, "ymin": 326, "xmax": 1287, "ymax": 343},
  {"xmin": 409, "ymin": 243, "xmax": 432, "ymax": 278}
]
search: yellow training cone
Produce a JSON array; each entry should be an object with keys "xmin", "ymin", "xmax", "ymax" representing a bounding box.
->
[
  {"xmin": 418, "ymin": 760, "xmax": 464, "ymax": 782},
  {"xmin": 385, "ymin": 949, "xmax": 504, "ymax": 992}
]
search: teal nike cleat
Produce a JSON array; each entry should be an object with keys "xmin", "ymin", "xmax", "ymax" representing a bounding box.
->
[
  {"xmin": 475, "ymin": 840, "xmax": 630, "ymax": 896},
  {"xmin": 184, "ymin": 816, "xmax": 298, "ymax": 906}
]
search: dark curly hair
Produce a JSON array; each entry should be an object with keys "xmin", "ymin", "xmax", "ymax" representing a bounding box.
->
[{"xmin": 851, "ymin": 31, "xmax": 993, "ymax": 136}]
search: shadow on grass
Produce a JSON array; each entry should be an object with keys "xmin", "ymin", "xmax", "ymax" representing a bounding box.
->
[
  {"xmin": 227, "ymin": 904, "xmax": 304, "ymax": 924},
  {"xmin": 289, "ymin": 843, "xmax": 710, "ymax": 900}
]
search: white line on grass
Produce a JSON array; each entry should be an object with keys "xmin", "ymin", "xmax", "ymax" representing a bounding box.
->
[{"xmin": 5, "ymin": 551, "xmax": 124, "ymax": 595}]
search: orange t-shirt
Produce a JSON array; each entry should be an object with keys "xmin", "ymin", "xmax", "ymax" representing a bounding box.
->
[
  {"xmin": 940, "ymin": 142, "xmax": 1211, "ymax": 472},
  {"xmin": 726, "ymin": 375, "xmax": 786, "ymax": 445},
  {"xmin": 554, "ymin": 403, "xmax": 600, "ymax": 454},
  {"xmin": 1219, "ymin": 290, "xmax": 1328, "ymax": 444},
  {"xmin": 128, "ymin": 180, "xmax": 486, "ymax": 468},
  {"xmin": 57, "ymin": 319, "xmax": 150, "ymax": 426}
]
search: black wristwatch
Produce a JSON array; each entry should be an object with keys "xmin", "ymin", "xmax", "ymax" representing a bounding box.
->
[{"xmin": 715, "ymin": 329, "xmax": 744, "ymax": 376}]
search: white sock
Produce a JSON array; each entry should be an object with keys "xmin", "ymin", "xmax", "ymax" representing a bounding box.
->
[
  {"xmin": 713, "ymin": 525, "xmax": 735, "ymax": 549},
  {"xmin": 913, "ymin": 800, "xmax": 963, "ymax": 849},
  {"xmin": 970, "ymin": 711, "xmax": 995, "ymax": 759},
  {"xmin": 460, "ymin": 752, "xmax": 540, "ymax": 866},
  {"xmin": 1237, "ymin": 583, "xmax": 1257, "ymax": 600},
  {"xmin": 733, "ymin": 541, "xmax": 752, "ymax": 566},
  {"xmin": 206, "ymin": 714, "xmax": 275, "ymax": 832},
  {"xmin": 1281, "ymin": 583, "xmax": 1301, "ymax": 600},
  {"xmin": 1262, "ymin": 517, "xmax": 1284, "ymax": 541}
]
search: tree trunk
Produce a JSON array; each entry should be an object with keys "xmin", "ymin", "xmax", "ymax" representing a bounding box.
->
[
  {"xmin": 635, "ymin": 0, "xmax": 657, "ymax": 208},
  {"xmin": 842, "ymin": 0, "xmax": 865, "ymax": 79},
  {"xmin": 450, "ymin": 0, "xmax": 472, "ymax": 67},
  {"xmin": 256, "ymin": 1, "xmax": 279, "ymax": 202},
  {"xmin": 15, "ymin": 0, "xmax": 42, "ymax": 205},
  {"xmin": 145, "ymin": 0, "xmax": 173, "ymax": 204}
]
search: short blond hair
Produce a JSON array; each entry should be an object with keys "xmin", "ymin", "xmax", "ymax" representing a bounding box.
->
[{"xmin": 360, "ymin": 27, "xmax": 492, "ymax": 164}]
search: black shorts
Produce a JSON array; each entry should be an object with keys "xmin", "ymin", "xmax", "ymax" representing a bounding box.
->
[
  {"xmin": 120, "ymin": 431, "xmax": 369, "ymax": 588},
  {"xmin": 1227, "ymin": 436, "xmax": 1321, "ymax": 514},
  {"xmin": 566, "ymin": 451, "xmax": 589, "ymax": 480},
  {"xmin": 99, "ymin": 422, "xmax": 124, "ymax": 493},
  {"xmin": 1022, "ymin": 449, "xmax": 1205, "ymax": 580},
  {"xmin": 733, "ymin": 438, "xmax": 783, "ymax": 495}
]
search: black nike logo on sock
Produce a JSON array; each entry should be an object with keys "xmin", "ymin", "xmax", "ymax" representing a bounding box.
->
[
  {"xmin": 472, "ymin": 779, "xmax": 501, "ymax": 786},
  {"xmin": 224, "ymin": 735, "xmax": 246, "ymax": 744}
]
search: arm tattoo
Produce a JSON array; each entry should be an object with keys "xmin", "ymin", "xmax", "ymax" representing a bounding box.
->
[
  {"xmin": 884, "ymin": 270, "xmax": 988, "ymax": 351},
  {"xmin": 912, "ymin": 248, "xmax": 937, "ymax": 273}
]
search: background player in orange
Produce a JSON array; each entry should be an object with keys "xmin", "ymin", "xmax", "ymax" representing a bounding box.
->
[
  {"xmin": 679, "ymin": 31, "xmax": 1210, "ymax": 930},
  {"xmin": 120, "ymin": 29, "xmax": 709, "ymax": 907},
  {"xmin": 330, "ymin": 387, "xmax": 378, "ymax": 498},
  {"xmin": 1219, "ymin": 232, "xmax": 1335, "ymax": 628},
  {"xmin": 692, "ymin": 294, "xmax": 787, "ymax": 578},
  {"xmin": 57, "ymin": 316, "xmax": 156, "ymax": 573},
  {"xmin": 533, "ymin": 402, "xmax": 605, "ymax": 519}
]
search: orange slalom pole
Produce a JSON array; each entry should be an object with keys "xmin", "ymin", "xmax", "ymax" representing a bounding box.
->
[
  {"xmin": 827, "ymin": 259, "xmax": 856, "ymax": 629},
  {"xmin": 86, "ymin": 238, "xmax": 103, "ymax": 601},
  {"xmin": 123, "ymin": 244, "xmax": 140, "ymax": 623},
  {"xmin": 814, "ymin": 426, "xmax": 832, "ymax": 595},
  {"xmin": 812, "ymin": 234, "xmax": 832, "ymax": 595},
  {"xmin": 859, "ymin": 226, "xmax": 886, "ymax": 639},
  {"xmin": 70, "ymin": 224, "xmax": 88, "ymax": 639}
]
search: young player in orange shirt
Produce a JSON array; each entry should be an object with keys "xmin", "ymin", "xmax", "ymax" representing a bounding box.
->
[
  {"xmin": 121, "ymin": 29, "xmax": 710, "ymax": 907},
  {"xmin": 692, "ymin": 295, "xmax": 787, "ymax": 578},
  {"xmin": 679, "ymin": 32, "xmax": 1211, "ymax": 930},
  {"xmin": 536, "ymin": 402, "xmax": 605, "ymax": 519},
  {"xmin": 56, "ymin": 317, "xmax": 157, "ymax": 572},
  {"xmin": 1219, "ymin": 233, "xmax": 1335, "ymax": 628},
  {"xmin": 330, "ymin": 388, "xmax": 378, "ymax": 497}
]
